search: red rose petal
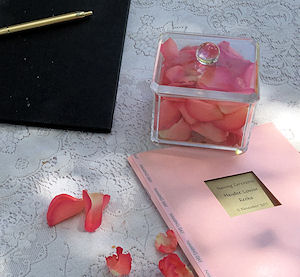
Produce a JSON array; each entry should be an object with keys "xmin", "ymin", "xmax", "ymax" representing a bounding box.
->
[
  {"xmin": 106, "ymin": 247, "xmax": 132, "ymax": 276},
  {"xmin": 47, "ymin": 194, "xmax": 84, "ymax": 227},
  {"xmin": 159, "ymin": 253, "xmax": 194, "ymax": 277},
  {"xmin": 155, "ymin": 230, "xmax": 178, "ymax": 254},
  {"xmin": 83, "ymin": 190, "xmax": 110, "ymax": 232}
]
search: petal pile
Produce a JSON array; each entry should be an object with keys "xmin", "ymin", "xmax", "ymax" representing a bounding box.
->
[
  {"xmin": 155, "ymin": 230, "xmax": 178, "ymax": 254},
  {"xmin": 156, "ymin": 98, "xmax": 248, "ymax": 147},
  {"xmin": 159, "ymin": 253, "xmax": 194, "ymax": 277},
  {"xmin": 47, "ymin": 190, "xmax": 110, "ymax": 232},
  {"xmin": 159, "ymin": 38, "xmax": 256, "ymax": 93},
  {"xmin": 106, "ymin": 247, "xmax": 132, "ymax": 276}
]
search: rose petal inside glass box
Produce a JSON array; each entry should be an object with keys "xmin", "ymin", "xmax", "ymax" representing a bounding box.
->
[{"xmin": 154, "ymin": 96, "xmax": 255, "ymax": 148}]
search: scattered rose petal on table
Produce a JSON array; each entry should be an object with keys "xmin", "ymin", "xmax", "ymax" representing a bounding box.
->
[
  {"xmin": 159, "ymin": 253, "xmax": 194, "ymax": 277},
  {"xmin": 106, "ymin": 247, "xmax": 132, "ymax": 276},
  {"xmin": 83, "ymin": 190, "xmax": 110, "ymax": 232},
  {"xmin": 155, "ymin": 229, "xmax": 178, "ymax": 254},
  {"xmin": 47, "ymin": 194, "xmax": 84, "ymax": 227}
]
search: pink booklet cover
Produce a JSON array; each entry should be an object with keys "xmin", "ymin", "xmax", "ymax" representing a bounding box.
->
[{"xmin": 128, "ymin": 123, "xmax": 300, "ymax": 277}]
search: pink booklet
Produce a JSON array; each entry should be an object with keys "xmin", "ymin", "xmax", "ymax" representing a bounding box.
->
[{"xmin": 128, "ymin": 123, "xmax": 300, "ymax": 277}]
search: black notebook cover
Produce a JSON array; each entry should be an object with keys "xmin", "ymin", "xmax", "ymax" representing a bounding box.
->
[{"xmin": 0, "ymin": 0, "xmax": 130, "ymax": 132}]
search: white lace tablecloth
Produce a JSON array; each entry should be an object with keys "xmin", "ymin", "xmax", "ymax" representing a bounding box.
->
[{"xmin": 1, "ymin": 1, "xmax": 299, "ymax": 276}]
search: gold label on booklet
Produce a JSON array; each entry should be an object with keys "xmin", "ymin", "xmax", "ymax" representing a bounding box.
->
[{"xmin": 205, "ymin": 172, "xmax": 281, "ymax": 217}]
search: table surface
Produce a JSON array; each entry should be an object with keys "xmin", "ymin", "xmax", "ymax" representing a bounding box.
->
[{"xmin": 1, "ymin": 0, "xmax": 299, "ymax": 276}]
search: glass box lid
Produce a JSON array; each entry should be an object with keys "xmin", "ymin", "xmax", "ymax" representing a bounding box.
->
[{"xmin": 151, "ymin": 32, "xmax": 259, "ymax": 103}]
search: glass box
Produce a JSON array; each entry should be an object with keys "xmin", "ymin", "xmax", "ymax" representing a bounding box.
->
[{"xmin": 151, "ymin": 32, "xmax": 259, "ymax": 153}]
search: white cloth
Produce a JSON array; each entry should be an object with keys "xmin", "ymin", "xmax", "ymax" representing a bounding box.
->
[{"xmin": 0, "ymin": 0, "xmax": 299, "ymax": 276}]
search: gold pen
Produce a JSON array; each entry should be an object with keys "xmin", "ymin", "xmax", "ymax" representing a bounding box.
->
[{"xmin": 0, "ymin": 11, "xmax": 93, "ymax": 36}]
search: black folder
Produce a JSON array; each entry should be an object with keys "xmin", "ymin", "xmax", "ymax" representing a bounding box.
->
[{"xmin": 0, "ymin": 0, "xmax": 130, "ymax": 132}]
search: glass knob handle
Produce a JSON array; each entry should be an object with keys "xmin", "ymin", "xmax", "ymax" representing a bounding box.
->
[{"xmin": 196, "ymin": 42, "xmax": 220, "ymax": 65}]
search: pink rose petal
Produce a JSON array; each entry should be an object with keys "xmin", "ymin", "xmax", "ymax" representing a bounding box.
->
[
  {"xmin": 159, "ymin": 118, "xmax": 192, "ymax": 141},
  {"xmin": 175, "ymin": 46, "xmax": 198, "ymax": 65},
  {"xmin": 156, "ymin": 100, "xmax": 181, "ymax": 130},
  {"xmin": 161, "ymin": 38, "xmax": 179, "ymax": 62},
  {"xmin": 225, "ymin": 128, "xmax": 244, "ymax": 146},
  {"xmin": 242, "ymin": 63, "xmax": 257, "ymax": 90},
  {"xmin": 217, "ymin": 41, "xmax": 251, "ymax": 78},
  {"xmin": 192, "ymin": 122, "xmax": 228, "ymax": 143},
  {"xmin": 165, "ymin": 65, "xmax": 185, "ymax": 83},
  {"xmin": 213, "ymin": 106, "xmax": 248, "ymax": 131},
  {"xmin": 186, "ymin": 100, "xmax": 223, "ymax": 122},
  {"xmin": 216, "ymin": 101, "xmax": 248, "ymax": 115},
  {"xmin": 196, "ymin": 66, "xmax": 234, "ymax": 92},
  {"xmin": 177, "ymin": 103, "xmax": 197, "ymax": 125}
]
